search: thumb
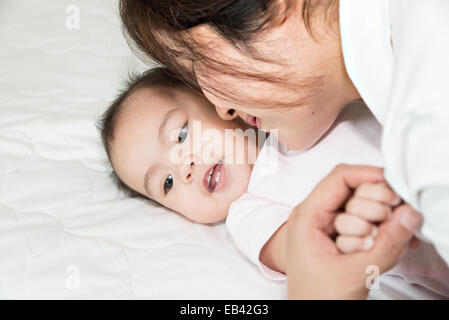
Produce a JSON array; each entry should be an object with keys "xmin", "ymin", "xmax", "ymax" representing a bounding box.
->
[{"xmin": 368, "ymin": 204, "xmax": 422, "ymax": 273}]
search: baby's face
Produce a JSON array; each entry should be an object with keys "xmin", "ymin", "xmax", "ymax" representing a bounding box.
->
[{"xmin": 111, "ymin": 86, "xmax": 257, "ymax": 223}]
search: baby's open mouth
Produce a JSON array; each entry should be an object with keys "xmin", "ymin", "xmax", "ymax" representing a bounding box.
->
[{"xmin": 203, "ymin": 160, "xmax": 225, "ymax": 193}]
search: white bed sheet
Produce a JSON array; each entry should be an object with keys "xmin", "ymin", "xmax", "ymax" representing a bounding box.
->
[{"xmin": 0, "ymin": 0, "xmax": 444, "ymax": 299}]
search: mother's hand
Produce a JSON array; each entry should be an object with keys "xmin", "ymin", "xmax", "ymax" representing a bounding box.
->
[{"xmin": 286, "ymin": 164, "xmax": 422, "ymax": 299}]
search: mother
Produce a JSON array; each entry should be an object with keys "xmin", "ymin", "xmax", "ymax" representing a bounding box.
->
[{"xmin": 119, "ymin": 0, "xmax": 448, "ymax": 298}]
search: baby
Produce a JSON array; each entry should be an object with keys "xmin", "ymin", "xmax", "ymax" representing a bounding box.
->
[{"xmin": 98, "ymin": 68, "xmax": 449, "ymax": 296}]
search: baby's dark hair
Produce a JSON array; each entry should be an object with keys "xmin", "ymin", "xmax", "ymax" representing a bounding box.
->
[{"xmin": 96, "ymin": 67, "xmax": 183, "ymax": 201}]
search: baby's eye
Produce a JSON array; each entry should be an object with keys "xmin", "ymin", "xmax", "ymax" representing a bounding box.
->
[
  {"xmin": 178, "ymin": 123, "xmax": 188, "ymax": 144},
  {"xmin": 164, "ymin": 175, "xmax": 173, "ymax": 194}
]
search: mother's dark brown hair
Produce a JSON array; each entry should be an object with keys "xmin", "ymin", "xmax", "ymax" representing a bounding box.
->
[{"xmin": 119, "ymin": 0, "xmax": 337, "ymax": 104}]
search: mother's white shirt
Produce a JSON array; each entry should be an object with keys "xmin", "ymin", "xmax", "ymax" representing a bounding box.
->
[{"xmin": 340, "ymin": 0, "xmax": 449, "ymax": 264}]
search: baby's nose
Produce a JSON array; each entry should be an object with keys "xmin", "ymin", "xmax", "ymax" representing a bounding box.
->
[{"xmin": 180, "ymin": 161, "xmax": 194, "ymax": 184}]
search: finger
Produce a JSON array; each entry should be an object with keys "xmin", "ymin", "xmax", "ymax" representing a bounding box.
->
[
  {"xmin": 355, "ymin": 182, "xmax": 402, "ymax": 206},
  {"xmin": 345, "ymin": 197, "xmax": 392, "ymax": 222},
  {"xmin": 365, "ymin": 204, "xmax": 422, "ymax": 273},
  {"xmin": 336, "ymin": 235, "xmax": 375, "ymax": 254},
  {"xmin": 335, "ymin": 214, "xmax": 376, "ymax": 237},
  {"xmin": 309, "ymin": 165, "xmax": 385, "ymax": 214}
]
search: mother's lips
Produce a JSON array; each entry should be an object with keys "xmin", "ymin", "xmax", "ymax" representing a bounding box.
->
[{"xmin": 245, "ymin": 115, "xmax": 262, "ymax": 130}]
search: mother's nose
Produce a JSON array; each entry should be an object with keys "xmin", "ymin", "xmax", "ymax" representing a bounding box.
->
[{"xmin": 215, "ymin": 106, "xmax": 238, "ymax": 120}]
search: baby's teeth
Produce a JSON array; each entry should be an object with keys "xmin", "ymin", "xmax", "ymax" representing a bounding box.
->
[
  {"xmin": 215, "ymin": 171, "xmax": 221, "ymax": 183},
  {"xmin": 207, "ymin": 175, "xmax": 211, "ymax": 185}
]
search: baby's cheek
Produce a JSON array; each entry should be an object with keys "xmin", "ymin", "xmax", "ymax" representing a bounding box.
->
[{"xmin": 183, "ymin": 200, "xmax": 227, "ymax": 224}]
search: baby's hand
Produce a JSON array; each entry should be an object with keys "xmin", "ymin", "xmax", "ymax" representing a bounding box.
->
[{"xmin": 335, "ymin": 182, "xmax": 402, "ymax": 254}]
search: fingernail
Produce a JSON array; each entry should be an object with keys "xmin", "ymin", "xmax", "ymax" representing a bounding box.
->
[
  {"xmin": 393, "ymin": 196, "xmax": 402, "ymax": 206},
  {"xmin": 371, "ymin": 226, "xmax": 379, "ymax": 238},
  {"xmin": 363, "ymin": 237, "xmax": 374, "ymax": 250},
  {"xmin": 400, "ymin": 209, "xmax": 421, "ymax": 233}
]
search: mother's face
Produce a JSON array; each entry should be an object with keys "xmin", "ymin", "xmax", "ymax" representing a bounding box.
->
[{"xmin": 189, "ymin": 9, "xmax": 360, "ymax": 150}]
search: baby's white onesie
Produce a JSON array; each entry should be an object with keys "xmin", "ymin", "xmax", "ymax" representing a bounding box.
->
[{"xmin": 226, "ymin": 101, "xmax": 449, "ymax": 296}]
